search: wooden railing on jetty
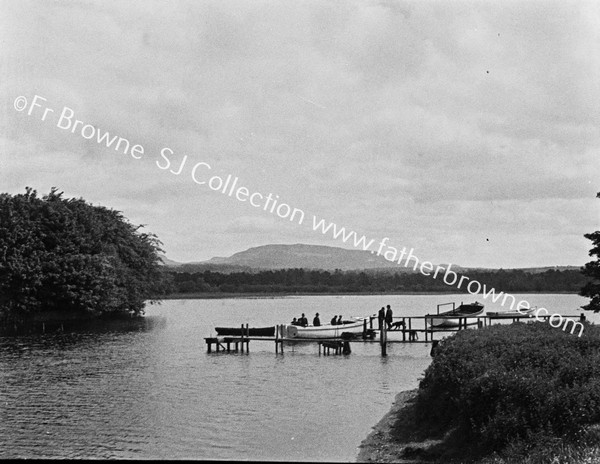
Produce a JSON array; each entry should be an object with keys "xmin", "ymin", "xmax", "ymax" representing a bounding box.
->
[{"xmin": 204, "ymin": 312, "xmax": 588, "ymax": 357}]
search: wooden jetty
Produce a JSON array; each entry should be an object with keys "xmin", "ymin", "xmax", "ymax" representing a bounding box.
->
[
  {"xmin": 205, "ymin": 313, "xmax": 587, "ymax": 357},
  {"xmin": 205, "ymin": 324, "xmax": 286, "ymax": 353}
]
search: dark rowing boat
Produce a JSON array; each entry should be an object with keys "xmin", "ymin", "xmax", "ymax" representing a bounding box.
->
[{"xmin": 215, "ymin": 326, "xmax": 275, "ymax": 337}]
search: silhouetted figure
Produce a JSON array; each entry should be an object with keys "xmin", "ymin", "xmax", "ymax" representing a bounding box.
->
[
  {"xmin": 385, "ymin": 305, "xmax": 393, "ymax": 330},
  {"xmin": 337, "ymin": 315, "xmax": 343, "ymax": 325},
  {"xmin": 291, "ymin": 317, "xmax": 298, "ymax": 326},
  {"xmin": 313, "ymin": 313, "xmax": 321, "ymax": 326},
  {"xmin": 378, "ymin": 307, "xmax": 385, "ymax": 331},
  {"xmin": 300, "ymin": 313, "xmax": 308, "ymax": 327},
  {"xmin": 330, "ymin": 315, "xmax": 337, "ymax": 325}
]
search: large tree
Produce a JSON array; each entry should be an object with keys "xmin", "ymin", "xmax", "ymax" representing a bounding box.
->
[
  {"xmin": 0, "ymin": 187, "xmax": 169, "ymax": 323},
  {"xmin": 580, "ymin": 192, "xmax": 600, "ymax": 312}
]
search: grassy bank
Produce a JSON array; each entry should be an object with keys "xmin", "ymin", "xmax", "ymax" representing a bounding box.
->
[{"xmin": 359, "ymin": 321, "xmax": 600, "ymax": 463}]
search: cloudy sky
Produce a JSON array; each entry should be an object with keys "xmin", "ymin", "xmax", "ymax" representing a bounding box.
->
[{"xmin": 1, "ymin": 0, "xmax": 599, "ymax": 268}]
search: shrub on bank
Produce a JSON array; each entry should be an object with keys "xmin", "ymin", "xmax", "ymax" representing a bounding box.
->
[{"xmin": 415, "ymin": 322, "xmax": 600, "ymax": 457}]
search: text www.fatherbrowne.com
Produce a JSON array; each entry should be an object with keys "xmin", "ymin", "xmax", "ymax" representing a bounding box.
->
[{"xmin": 13, "ymin": 94, "xmax": 585, "ymax": 337}]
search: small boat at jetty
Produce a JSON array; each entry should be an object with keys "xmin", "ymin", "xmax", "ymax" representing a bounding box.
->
[
  {"xmin": 428, "ymin": 302, "xmax": 484, "ymax": 328},
  {"xmin": 487, "ymin": 307, "xmax": 536, "ymax": 318},
  {"xmin": 215, "ymin": 326, "xmax": 275, "ymax": 337},
  {"xmin": 285, "ymin": 319, "xmax": 366, "ymax": 339}
]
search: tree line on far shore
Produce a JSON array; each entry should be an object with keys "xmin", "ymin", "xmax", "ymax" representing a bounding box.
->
[
  {"xmin": 1, "ymin": 187, "xmax": 599, "ymax": 328},
  {"xmin": 166, "ymin": 267, "xmax": 590, "ymax": 295}
]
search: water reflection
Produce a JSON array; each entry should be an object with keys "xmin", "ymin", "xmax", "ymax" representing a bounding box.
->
[{"xmin": 0, "ymin": 315, "xmax": 167, "ymax": 337}]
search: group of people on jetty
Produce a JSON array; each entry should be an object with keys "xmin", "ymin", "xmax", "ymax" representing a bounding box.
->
[
  {"xmin": 289, "ymin": 305, "xmax": 395, "ymax": 329},
  {"xmin": 290, "ymin": 313, "xmax": 348, "ymax": 327}
]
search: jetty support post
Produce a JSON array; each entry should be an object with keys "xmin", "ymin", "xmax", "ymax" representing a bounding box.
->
[
  {"xmin": 380, "ymin": 320, "xmax": 387, "ymax": 356},
  {"xmin": 275, "ymin": 324, "xmax": 284, "ymax": 354},
  {"xmin": 240, "ymin": 324, "xmax": 245, "ymax": 353},
  {"xmin": 342, "ymin": 340, "xmax": 351, "ymax": 355},
  {"xmin": 245, "ymin": 324, "xmax": 250, "ymax": 353},
  {"xmin": 363, "ymin": 319, "xmax": 367, "ymax": 339}
]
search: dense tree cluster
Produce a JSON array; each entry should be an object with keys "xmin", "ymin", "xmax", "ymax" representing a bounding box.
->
[
  {"xmin": 0, "ymin": 188, "xmax": 168, "ymax": 324},
  {"xmin": 168, "ymin": 267, "xmax": 589, "ymax": 295}
]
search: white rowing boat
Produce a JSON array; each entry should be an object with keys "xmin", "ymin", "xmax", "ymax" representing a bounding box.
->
[
  {"xmin": 487, "ymin": 307, "xmax": 537, "ymax": 318},
  {"xmin": 428, "ymin": 302, "xmax": 484, "ymax": 328},
  {"xmin": 285, "ymin": 319, "xmax": 366, "ymax": 339}
]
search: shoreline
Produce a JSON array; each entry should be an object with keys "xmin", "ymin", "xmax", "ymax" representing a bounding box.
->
[
  {"xmin": 158, "ymin": 290, "xmax": 578, "ymax": 300},
  {"xmin": 356, "ymin": 389, "xmax": 438, "ymax": 463}
]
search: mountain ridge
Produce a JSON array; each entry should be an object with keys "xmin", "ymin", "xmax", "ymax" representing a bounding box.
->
[{"xmin": 161, "ymin": 244, "xmax": 580, "ymax": 273}]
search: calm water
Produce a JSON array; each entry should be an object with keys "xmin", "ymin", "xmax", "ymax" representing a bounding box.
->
[{"xmin": 0, "ymin": 294, "xmax": 593, "ymax": 461}]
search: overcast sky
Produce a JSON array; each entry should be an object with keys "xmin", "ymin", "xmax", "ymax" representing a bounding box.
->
[{"xmin": 1, "ymin": 0, "xmax": 599, "ymax": 268}]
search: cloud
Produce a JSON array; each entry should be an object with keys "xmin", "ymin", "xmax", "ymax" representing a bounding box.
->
[{"xmin": 1, "ymin": 0, "xmax": 598, "ymax": 266}]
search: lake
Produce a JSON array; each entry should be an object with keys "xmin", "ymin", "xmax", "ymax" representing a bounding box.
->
[{"xmin": 0, "ymin": 293, "xmax": 593, "ymax": 461}]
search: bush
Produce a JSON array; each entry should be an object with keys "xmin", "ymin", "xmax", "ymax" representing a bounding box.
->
[{"xmin": 415, "ymin": 322, "xmax": 600, "ymax": 456}]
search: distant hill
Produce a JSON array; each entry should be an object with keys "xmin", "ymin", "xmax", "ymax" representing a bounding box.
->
[
  {"xmin": 160, "ymin": 244, "xmax": 580, "ymax": 274},
  {"xmin": 158, "ymin": 255, "xmax": 182, "ymax": 267},
  {"xmin": 202, "ymin": 243, "xmax": 416, "ymax": 271}
]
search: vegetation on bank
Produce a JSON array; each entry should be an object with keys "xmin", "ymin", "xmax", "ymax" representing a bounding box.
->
[
  {"xmin": 407, "ymin": 323, "xmax": 600, "ymax": 463},
  {"xmin": 166, "ymin": 267, "xmax": 589, "ymax": 295},
  {"xmin": 0, "ymin": 188, "xmax": 169, "ymax": 326}
]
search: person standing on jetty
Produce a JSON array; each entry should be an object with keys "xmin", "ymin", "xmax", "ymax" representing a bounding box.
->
[
  {"xmin": 385, "ymin": 305, "xmax": 393, "ymax": 330},
  {"xmin": 378, "ymin": 306, "xmax": 385, "ymax": 331},
  {"xmin": 313, "ymin": 313, "xmax": 321, "ymax": 326}
]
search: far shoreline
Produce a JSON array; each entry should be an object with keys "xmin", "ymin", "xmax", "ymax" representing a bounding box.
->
[{"xmin": 158, "ymin": 290, "xmax": 580, "ymax": 300}]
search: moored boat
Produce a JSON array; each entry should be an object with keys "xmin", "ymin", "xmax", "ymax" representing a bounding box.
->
[
  {"xmin": 285, "ymin": 319, "xmax": 366, "ymax": 339},
  {"xmin": 428, "ymin": 301, "xmax": 484, "ymax": 328},
  {"xmin": 215, "ymin": 326, "xmax": 275, "ymax": 337},
  {"xmin": 487, "ymin": 307, "xmax": 536, "ymax": 318}
]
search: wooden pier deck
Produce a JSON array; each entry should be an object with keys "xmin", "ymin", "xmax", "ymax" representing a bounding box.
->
[{"xmin": 204, "ymin": 312, "xmax": 587, "ymax": 356}]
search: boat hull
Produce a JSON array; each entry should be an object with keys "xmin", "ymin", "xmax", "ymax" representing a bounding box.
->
[
  {"xmin": 427, "ymin": 302, "xmax": 485, "ymax": 328},
  {"xmin": 215, "ymin": 326, "xmax": 275, "ymax": 337},
  {"xmin": 428, "ymin": 316, "xmax": 481, "ymax": 328},
  {"xmin": 285, "ymin": 320, "xmax": 365, "ymax": 339},
  {"xmin": 487, "ymin": 308, "xmax": 536, "ymax": 318}
]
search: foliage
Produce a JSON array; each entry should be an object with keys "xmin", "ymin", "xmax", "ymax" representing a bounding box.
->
[
  {"xmin": 0, "ymin": 188, "xmax": 168, "ymax": 323},
  {"xmin": 581, "ymin": 192, "xmax": 600, "ymax": 312},
  {"xmin": 479, "ymin": 427, "xmax": 600, "ymax": 464},
  {"xmin": 166, "ymin": 267, "xmax": 589, "ymax": 295},
  {"xmin": 415, "ymin": 322, "xmax": 600, "ymax": 457}
]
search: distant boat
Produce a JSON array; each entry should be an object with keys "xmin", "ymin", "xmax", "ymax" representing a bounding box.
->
[
  {"xmin": 487, "ymin": 307, "xmax": 536, "ymax": 318},
  {"xmin": 428, "ymin": 302, "xmax": 484, "ymax": 328},
  {"xmin": 285, "ymin": 319, "xmax": 366, "ymax": 339},
  {"xmin": 215, "ymin": 326, "xmax": 275, "ymax": 337}
]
